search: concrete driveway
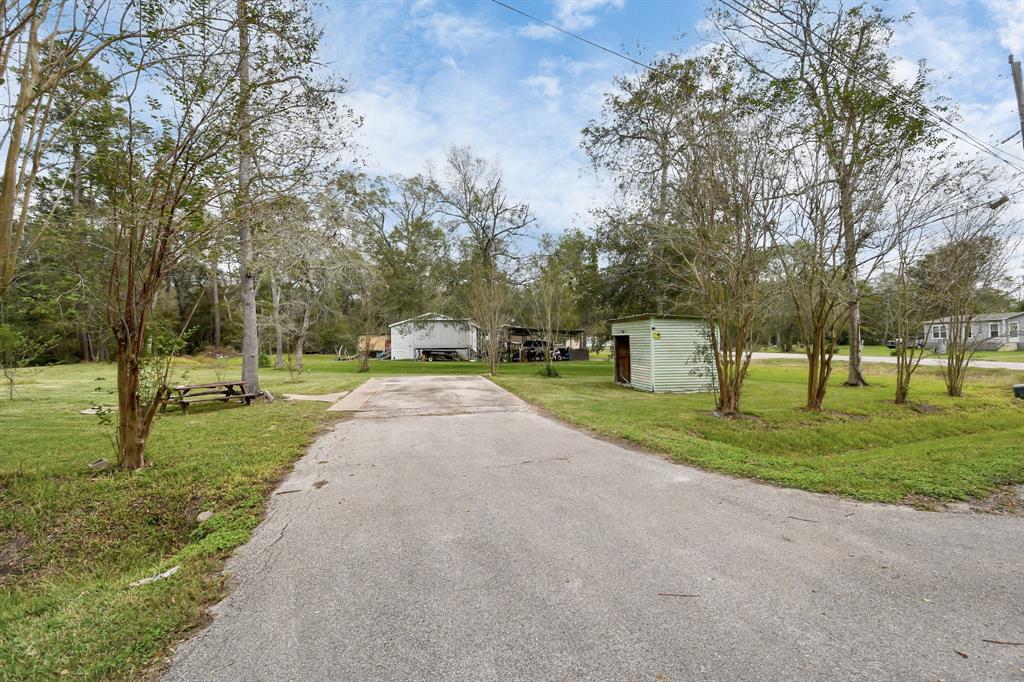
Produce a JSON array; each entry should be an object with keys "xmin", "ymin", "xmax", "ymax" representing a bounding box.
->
[{"xmin": 164, "ymin": 376, "xmax": 1024, "ymax": 681}]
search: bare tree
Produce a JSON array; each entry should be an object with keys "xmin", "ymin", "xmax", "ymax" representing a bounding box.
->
[
  {"xmin": 435, "ymin": 147, "xmax": 532, "ymax": 374},
  {"xmin": 774, "ymin": 152, "xmax": 848, "ymax": 412},
  {"xmin": 912, "ymin": 208, "xmax": 1012, "ymax": 397},
  {"xmin": 528, "ymin": 235, "xmax": 574, "ymax": 377},
  {"xmin": 466, "ymin": 266, "xmax": 515, "ymax": 374},
  {"xmin": 875, "ymin": 155, "xmax": 962, "ymax": 404}
]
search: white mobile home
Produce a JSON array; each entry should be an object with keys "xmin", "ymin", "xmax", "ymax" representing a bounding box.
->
[
  {"xmin": 389, "ymin": 314, "xmax": 479, "ymax": 360},
  {"xmin": 924, "ymin": 312, "xmax": 1024, "ymax": 352},
  {"xmin": 609, "ymin": 315, "xmax": 717, "ymax": 393}
]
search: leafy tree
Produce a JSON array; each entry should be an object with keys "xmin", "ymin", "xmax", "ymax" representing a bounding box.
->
[{"xmin": 716, "ymin": 0, "xmax": 940, "ymax": 387}]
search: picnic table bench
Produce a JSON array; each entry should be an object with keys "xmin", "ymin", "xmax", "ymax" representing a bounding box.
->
[{"xmin": 163, "ymin": 380, "xmax": 261, "ymax": 414}]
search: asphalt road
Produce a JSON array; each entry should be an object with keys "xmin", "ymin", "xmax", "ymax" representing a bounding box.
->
[
  {"xmin": 164, "ymin": 376, "xmax": 1024, "ymax": 681},
  {"xmin": 751, "ymin": 351, "xmax": 1024, "ymax": 371}
]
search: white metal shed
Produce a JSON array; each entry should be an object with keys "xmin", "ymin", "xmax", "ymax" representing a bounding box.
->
[
  {"xmin": 609, "ymin": 314, "xmax": 717, "ymax": 393},
  {"xmin": 389, "ymin": 313, "xmax": 479, "ymax": 360}
]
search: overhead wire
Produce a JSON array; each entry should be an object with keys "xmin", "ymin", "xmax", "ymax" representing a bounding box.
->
[
  {"xmin": 489, "ymin": 0, "xmax": 1024, "ymax": 225},
  {"xmin": 718, "ymin": 0, "xmax": 1024, "ymax": 173}
]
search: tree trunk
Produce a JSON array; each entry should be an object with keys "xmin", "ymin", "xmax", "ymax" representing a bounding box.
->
[
  {"xmin": 72, "ymin": 141, "xmax": 83, "ymax": 207},
  {"xmin": 78, "ymin": 330, "xmax": 93, "ymax": 362},
  {"xmin": 841, "ymin": 173, "xmax": 867, "ymax": 387},
  {"xmin": 294, "ymin": 301, "xmax": 310, "ymax": 371},
  {"xmin": 237, "ymin": 0, "xmax": 259, "ymax": 393},
  {"xmin": 210, "ymin": 255, "xmax": 221, "ymax": 348},
  {"xmin": 271, "ymin": 274, "xmax": 284, "ymax": 369},
  {"xmin": 0, "ymin": 11, "xmax": 41, "ymax": 298},
  {"xmin": 115, "ymin": 341, "xmax": 146, "ymax": 470}
]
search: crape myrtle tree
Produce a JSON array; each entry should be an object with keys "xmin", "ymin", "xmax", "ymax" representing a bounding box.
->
[
  {"xmin": 105, "ymin": 11, "xmax": 242, "ymax": 470},
  {"xmin": 715, "ymin": 0, "xmax": 939, "ymax": 387},
  {"xmin": 656, "ymin": 54, "xmax": 789, "ymax": 415},
  {"xmin": 528, "ymin": 234, "xmax": 576, "ymax": 378},
  {"xmin": 774, "ymin": 151, "xmax": 848, "ymax": 412},
  {"xmin": 876, "ymin": 153, "xmax": 962, "ymax": 404},
  {"xmin": 911, "ymin": 207, "xmax": 1012, "ymax": 397}
]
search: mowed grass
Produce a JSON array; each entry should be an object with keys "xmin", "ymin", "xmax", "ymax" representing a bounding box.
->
[
  {"xmin": 492, "ymin": 360, "xmax": 1024, "ymax": 503},
  {"xmin": 2, "ymin": 354, "xmax": 1023, "ymax": 679},
  {"xmin": 0, "ymin": 358, "xmax": 368, "ymax": 680}
]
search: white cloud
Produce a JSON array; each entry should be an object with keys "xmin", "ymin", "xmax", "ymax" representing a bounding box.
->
[
  {"xmin": 518, "ymin": 23, "xmax": 561, "ymax": 40},
  {"xmin": 521, "ymin": 74, "xmax": 563, "ymax": 98},
  {"xmin": 415, "ymin": 11, "xmax": 501, "ymax": 50},
  {"xmin": 984, "ymin": 0, "xmax": 1024, "ymax": 56},
  {"xmin": 518, "ymin": 0, "xmax": 625, "ymax": 39},
  {"xmin": 554, "ymin": 0, "xmax": 626, "ymax": 31}
]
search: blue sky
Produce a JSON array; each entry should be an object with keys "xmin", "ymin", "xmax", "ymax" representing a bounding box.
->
[{"xmin": 317, "ymin": 0, "xmax": 1024, "ymax": 239}]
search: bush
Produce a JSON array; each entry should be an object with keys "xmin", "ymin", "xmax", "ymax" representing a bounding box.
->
[
  {"xmin": 258, "ymin": 353, "xmax": 271, "ymax": 368},
  {"xmin": 537, "ymin": 364, "xmax": 560, "ymax": 378}
]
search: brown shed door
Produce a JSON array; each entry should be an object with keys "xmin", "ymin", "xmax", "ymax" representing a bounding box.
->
[{"xmin": 614, "ymin": 335, "xmax": 631, "ymax": 384}]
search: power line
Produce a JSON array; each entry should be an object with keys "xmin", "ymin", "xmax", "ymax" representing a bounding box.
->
[
  {"xmin": 492, "ymin": 0, "xmax": 1024, "ymax": 175},
  {"xmin": 719, "ymin": 0, "xmax": 1024, "ymax": 173},
  {"xmin": 488, "ymin": 0, "xmax": 652, "ymax": 73},
  {"xmin": 722, "ymin": 0, "xmax": 1024, "ymax": 169},
  {"xmin": 490, "ymin": 0, "xmax": 1022, "ymax": 216}
]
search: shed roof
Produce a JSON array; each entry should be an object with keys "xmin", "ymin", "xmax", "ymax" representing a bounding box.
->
[{"xmin": 608, "ymin": 313, "xmax": 703, "ymax": 324}]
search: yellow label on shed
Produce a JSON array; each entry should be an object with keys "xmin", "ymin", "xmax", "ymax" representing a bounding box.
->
[{"xmin": 652, "ymin": 331, "xmax": 662, "ymax": 340}]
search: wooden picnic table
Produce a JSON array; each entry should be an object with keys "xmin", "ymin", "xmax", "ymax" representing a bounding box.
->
[{"xmin": 163, "ymin": 380, "xmax": 260, "ymax": 414}]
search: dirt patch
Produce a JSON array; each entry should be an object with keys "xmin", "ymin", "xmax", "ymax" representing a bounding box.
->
[
  {"xmin": 706, "ymin": 410, "xmax": 765, "ymax": 423},
  {"xmin": 0, "ymin": 530, "xmax": 31, "ymax": 581},
  {"xmin": 910, "ymin": 403, "xmax": 941, "ymax": 414},
  {"xmin": 824, "ymin": 410, "xmax": 871, "ymax": 422},
  {"xmin": 904, "ymin": 486, "xmax": 1024, "ymax": 516}
]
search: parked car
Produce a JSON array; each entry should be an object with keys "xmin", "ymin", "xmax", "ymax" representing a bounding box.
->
[
  {"xmin": 885, "ymin": 337, "xmax": 925, "ymax": 349},
  {"xmin": 520, "ymin": 340, "xmax": 547, "ymax": 361}
]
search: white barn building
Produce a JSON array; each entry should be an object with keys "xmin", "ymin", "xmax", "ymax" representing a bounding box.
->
[
  {"xmin": 609, "ymin": 314, "xmax": 717, "ymax": 393},
  {"xmin": 389, "ymin": 313, "xmax": 479, "ymax": 360}
]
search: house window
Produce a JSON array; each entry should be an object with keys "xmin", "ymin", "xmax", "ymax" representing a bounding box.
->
[
  {"xmin": 1011, "ymin": 323, "xmax": 1019, "ymax": 339},
  {"xmin": 932, "ymin": 324, "xmax": 947, "ymax": 340},
  {"xmin": 990, "ymin": 322, "xmax": 1000, "ymax": 338}
]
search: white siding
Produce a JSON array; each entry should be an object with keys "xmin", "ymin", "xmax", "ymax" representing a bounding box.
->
[
  {"xmin": 611, "ymin": 316, "xmax": 716, "ymax": 394},
  {"xmin": 390, "ymin": 320, "xmax": 478, "ymax": 360}
]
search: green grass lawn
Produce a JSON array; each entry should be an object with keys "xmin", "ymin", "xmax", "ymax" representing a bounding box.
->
[
  {"xmin": 762, "ymin": 344, "xmax": 1024, "ymax": 362},
  {"xmin": 492, "ymin": 360, "xmax": 1024, "ymax": 504},
  {"xmin": 2, "ymin": 354, "xmax": 1022, "ymax": 679}
]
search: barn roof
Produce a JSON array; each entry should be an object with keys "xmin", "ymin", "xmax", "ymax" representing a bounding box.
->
[
  {"xmin": 389, "ymin": 313, "xmax": 478, "ymax": 328},
  {"xmin": 608, "ymin": 313, "xmax": 703, "ymax": 323}
]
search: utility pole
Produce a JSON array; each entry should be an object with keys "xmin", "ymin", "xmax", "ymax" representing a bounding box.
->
[{"xmin": 1008, "ymin": 54, "xmax": 1024, "ymax": 154}]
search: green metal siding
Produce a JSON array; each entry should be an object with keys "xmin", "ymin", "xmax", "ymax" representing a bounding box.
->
[
  {"xmin": 651, "ymin": 318, "xmax": 716, "ymax": 393},
  {"xmin": 611, "ymin": 317, "xmax": 716, "ymax": 394}
]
